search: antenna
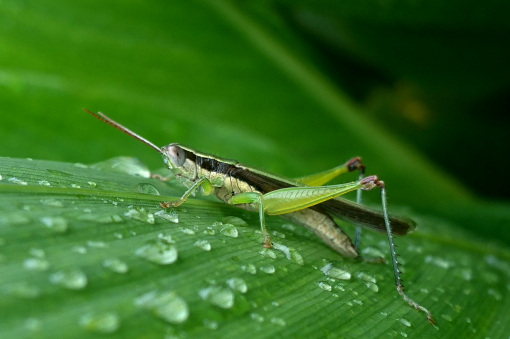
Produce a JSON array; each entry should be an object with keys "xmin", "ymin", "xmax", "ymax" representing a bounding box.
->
[{"xmin": 83, "ymin": 109, "xmax": 162, "ymax": 154}]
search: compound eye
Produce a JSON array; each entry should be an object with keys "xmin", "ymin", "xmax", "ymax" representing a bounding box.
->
[{"xmin": 167, "ymin": 145, "xmax": 186, "ymax": 167}]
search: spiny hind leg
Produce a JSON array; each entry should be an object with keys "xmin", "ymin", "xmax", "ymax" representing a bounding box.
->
[{"xmin": 293, "ymin": 157, "xmax": 365, "ymax": 187}]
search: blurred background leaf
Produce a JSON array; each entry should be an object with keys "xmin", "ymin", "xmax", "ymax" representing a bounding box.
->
[{"xmin": 0, "ymin": 0, "xmax": 509, "ymax": 338}]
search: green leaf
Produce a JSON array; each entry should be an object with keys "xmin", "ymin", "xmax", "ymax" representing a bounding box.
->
[{"xmin": 1, "ymin": 157, "xmax": 509, "ymax": 338}]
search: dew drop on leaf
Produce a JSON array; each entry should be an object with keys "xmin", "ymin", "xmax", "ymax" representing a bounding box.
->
[
  {"xmin": 220, "ymin": 224, "xmax": 238, "ymax": 238},
  {"xmin": 79, "ymin": 312, "xmax": 120, "ymax": 333},
  {"xmin": 273, "ymin": 243, "xmax": 304, "ymax": 265},
  {"xmin": 260, "ymin": 265, "xmax": 275, "ymax": 274},
  {"xmin": 103, "ymin": 258, "xmax": 129, "ymax": 274},
  {"xmin": 226, "ymin": 277, "xmax": 248, "ymax": 293},
  {"xmin": 321, "ymin": 263, "xmax": 351, "ymax": 280},
  {"xmin": 193, "ymin": 239, "xmax": 211, "ymax": 251},
  {"xmin": 40, "ymin": 216, "xmax": 68, "ymax": 233},
  {"xmin": 199, "ymin": 286, "xmax": 235, "ymax": 309},
  {"xmin": 135, "ymin": 290, "xmax": 189, "ymax": 324},
  {"xmin": 49, "ymin": 269, "xmax": 87, "ymax": 290},
  {"xmin": 241, "ymin": 264, "xmax": 257, "ymax": 275},
  {"xmin": 154, "ymin": 209, "xmax": 178, "ymax": 223},
  {"xmin": 134, "ymin": 241, "xmax": 178, "ymax": 265},
  {"xmin": 135, "ymin": 183, "xmax": 160, "ymax": 195},
  {"xmin": 124, "ymin": 207, "xmax": 154, "ymax": 224}
]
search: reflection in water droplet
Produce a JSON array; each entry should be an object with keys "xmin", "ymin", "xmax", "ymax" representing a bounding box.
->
[
  {"xmin": 260, "ymin": 265, "xmax": 275, "ymax": 274},
  {"xmin": 199, "ymin": 286, "xmax": 235, "ymax": 309},
  {"xmin": 154, "ymin": 209, "xmax": 179, "ymax": 224},
  {"xmin": 318, "ymin": 282, "xmax": 332, "ymax": 291},
  {"xmin": 49, "ymin": 269, "xmax": 87, "ymax": 290},
  {"xmin": 135, "ymin": 183, "xmax": 160, "ymax": 195},
  {"xmin": 8, "ymin": 177, "xmax": 28, "ymax": 185},
  {"xmin": 227, "ymin": 278, "xmax": 248, "ymax": 293},
  {"xmin": 321, "ymin": 263, "xmax": 351, "ymax": 280},
  {"xmin": 221, "ymin": 216, "xmax": 248, "ymax": 227},
  {"xmin": 135, "ymin": 290, "xmax": 189, "ymax": 324},
  {"xmin": 203, "ymin": 319, "xmax": 219, "ymax": 330},
  {"xmin": 79, "ymin": 312, "xmax": 120, "ymax": 333},
  {"xmin": 124, "ymin": 207, "xmax": 154, "ymax": 224},
  {"xmin": 251, "ymin": 313, "xmax": 264, "ymax": 322},
  {"xmin": 38, "ymin": 180, "xmax": 51, "ymax": 186},
  {"xmin": 103, "ymin": 258, "xmax": 129, "ymax": 274},
  {"xmin": 270, "ymin": 317, "xmax": 286, "ymax": 326},
  {"xmin": 220, "ymin": 224, "xmax": 238, "ymax": 238},
  {"xmin": 23, "ymin": 258, "xmax": 50, "ymax": 271},
  {"xmin": 91, "ymin": 157, "xmax": 151, "ymax": 178},
  {"xmin": 273, "ymin": 243, "xmax": 304, "ymax": 265},
  {"xmin": 135, "ymin": 241, "xmax": 178, "ymax": 265},
  {"xmin": 241, "ymin": 264, "xmax": 257, "ymax": 275},
  {"xmin": 40, "ymin": 216, "xmax": 68, "ymax": 232},
  {"xmin": 194, "ymin": 239, "xmax": 211, "ymax": 251},
  {"xmin": 259, "ymin": 248, "xmax": 276, "ymax": 259}
]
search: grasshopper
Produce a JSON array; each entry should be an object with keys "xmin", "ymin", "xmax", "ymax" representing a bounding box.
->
[{"xmin": 84, "ymin": 109, "xmax": 434, "ymax": 324}]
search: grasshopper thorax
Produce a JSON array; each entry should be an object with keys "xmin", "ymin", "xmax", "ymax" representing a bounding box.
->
[{"xmin": 161, "ymin": 143, "xmax": 186, "ymax": 169}]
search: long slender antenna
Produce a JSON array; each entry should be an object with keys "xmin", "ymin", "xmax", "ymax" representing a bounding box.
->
[
  {"xmin": 354, "ymin": 166, "xmax": 365, "ymax": 252},
  {"xmin": 378, "ymin": 181, "xmax": 435, "ymax": 325},
  {"xmin": 83, "ymin": 108, "xmax": 162, "ymax": 154}
]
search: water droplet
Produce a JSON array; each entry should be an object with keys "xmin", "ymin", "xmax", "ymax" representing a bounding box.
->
[
  {"xmin": 272, "ymin": 231, "xmax": 285, "ymax": 239},
  {"xmin": 220, "ymin": 224, "xmax": 238, "ymax": 238},
  {"xmin": 318, "ymin": 281, "xmax": 332, "ymax": 291},
  {"xmin": 135, "ymin": 240, "xmax": 178, "ymax": 265},
  {"xmin": 241, "ymin": 264, "xmax": 257, "ymax": 275},
  {"xmin": 425, "ymin": 256, "xmax": 453, "ymax": 269},
  {"xmin": 180, "ymin": 227, "xmax": 195, "ymax": 235},
  {"xmin": 91, "ymin": 157, "xmax": 151, "ymax": 178},
  {"xmin": 38, "ymin": 180, "xmax": 51, "ymax": 186},
  {"xmin": 0, "ymin": 213, "xmax": 30, "ymax": 226},
  {"xmin": 29, "ymin": 248, "xmax": 45, "ymax": 258},
  {"xmin": 74, "ymin": 163, "xmax": 88, "ymax": 168},
  {"xmin": 199, "ymin": 286, "xmax": 235, "ymax": 309},
  {"xmin": 0, "ymin": 174, "xmax": 2, "ymax": 180},
  {"xmin": 24, "ymin": 317, "xmax": 41, "ymax": 331},
  {"xmin": 260, "ymin": 265, "xmax": 275, "ymax": 274},
  {"xmin": 272, "ymin": 243, "xmax": 304, "ymax": 265},
  {"xmin": 401, "ymin": 332, "xmax": 408, "ymax": 337},
  {"xmin": 399, "ymin": 318, "xmax": 411, "ymax": 327},
  {"xmin": 4, "ymin": 282, "xmax": 40, "ymax": 299},
  {"xmin": 135, "ymin": 183, "xmax": 160, "ymax": 195},
  {"xmin": 442, "ymin": 314, "xmax": 452, "ymax": 322},
  {"xmin": 79, "ymin": 312, "xmax": 120, "ymax": 333},
  {"xmin": 87, "ymin": 181, "xmax": 97, "ymax": 187},
  {"xmin": 72, "ymin": 246, "xmax": 87, "ymax": 254},
  {"xmin": 23, "ymin": 258, "xmax": 50, "ymax": 271},
  {"xmin": 113, "ymin": 232, "xmax": 123, "ymax": 239},
  {"xmin": 460, "ymin": 268, "xmax": 472, "ymax": 281},
  {"xmin": 158, "ymin": 233, "xmax": 175, "ymax": 243},
  {"xmin": 334, "ymin": 283, "xmax": 345, "ymax": 292},
  {"xmin": 125, "ymin": 207, "xmax": 154, "ymax": 224},
  {"xmin": 259, "ymin": 248, "xmax": 276, "ymax": 259},
  {"xmin": 270, "ymin": 317, "xmax": 286, "ymax": 326},
  {"xmin": 221, "ymin": 216, "xmax": 248, "ymax": 227},
  {"xmin": 194, "ymin": 239, "xmax": 211, "ymax": 251},
  {"xmin": 357, "ymin": 272, "xmax": 376, "ymax": 283},
  {"xmin": 321, "ymin": 263, "xmax": 351, "ymax": 280},
  {"xmin": 154, "ymin": 209, "xmax": 178, "ymax": 223},
  {"xmin": 135, "ymin": 290, "xmax": 189, "ymax": 324},
  {"xmin": 49, "ymin": 269, "xmax": 87, "ymax": 290},
  {"xmin": 281, "ymin": 224, "xmax": 295, "ymax": 231},
  {"xmin": 103, "ymin": 258, "xmax": 128, "ymax": 274},
  {"xmin": 380, "ymin": 312, "xmax": 388, "ymax": 317},
  {"xmin": 367, "ymin": 282, "xmax": 379, "ymax": 292},
  {"xmin": 272, "ymin": 301, "xmax": 279, "ymax": 307},
  {"xmin": 203, "ymin": 319, "xmax": 219, "ymax": 330},
  {"xmin": 251, "ymin": 313, "xmax": 264, "ymax": 322},
  {"xmin": 8, "ymin": 177, "xmax": 28, "ymax": 185},
  {"xmin": 203, "ymin": 227, "xmax": 215, "ymax": 235},
  {"xmin": 361, "ymin": 246, "xmax": 385, "ymax": 258},
  {"xmin": 466, "ymin": 317, "xmax": 471, "ymax": 323},
  {"xmin": 40, "ymin": 198, "xmax": 64, "ymax": 207},
  {"xmin": 352, "ymin": 300, "xmax": 363, "ymax": 305},
  {"xmin": 70, "ymin": 183, "xmax": 81, "ymax": 188},
  {"xmin": 227, "ymin": 277, "xmax": 248, "ymax": 293},
  {"xmin": 40, "ymin": 216, "xmax": 68, "ymax": 232},
  {"xmin": 87, "ymin": 240, "xmax": 107, "ymax": 248},
  {"xmin": 488, "ymin": 288, "xmax": 502, "ymax": 301}
]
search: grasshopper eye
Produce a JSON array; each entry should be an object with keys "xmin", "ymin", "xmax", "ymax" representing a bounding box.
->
[{"xmin": 165, "ymin": 145, "xmax": 186, "ymax": 167}]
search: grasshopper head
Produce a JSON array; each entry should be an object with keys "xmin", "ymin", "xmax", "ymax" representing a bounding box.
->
[{"xmin": 161, "ymin": 143, "xmax": 187, "ymax": 169}]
